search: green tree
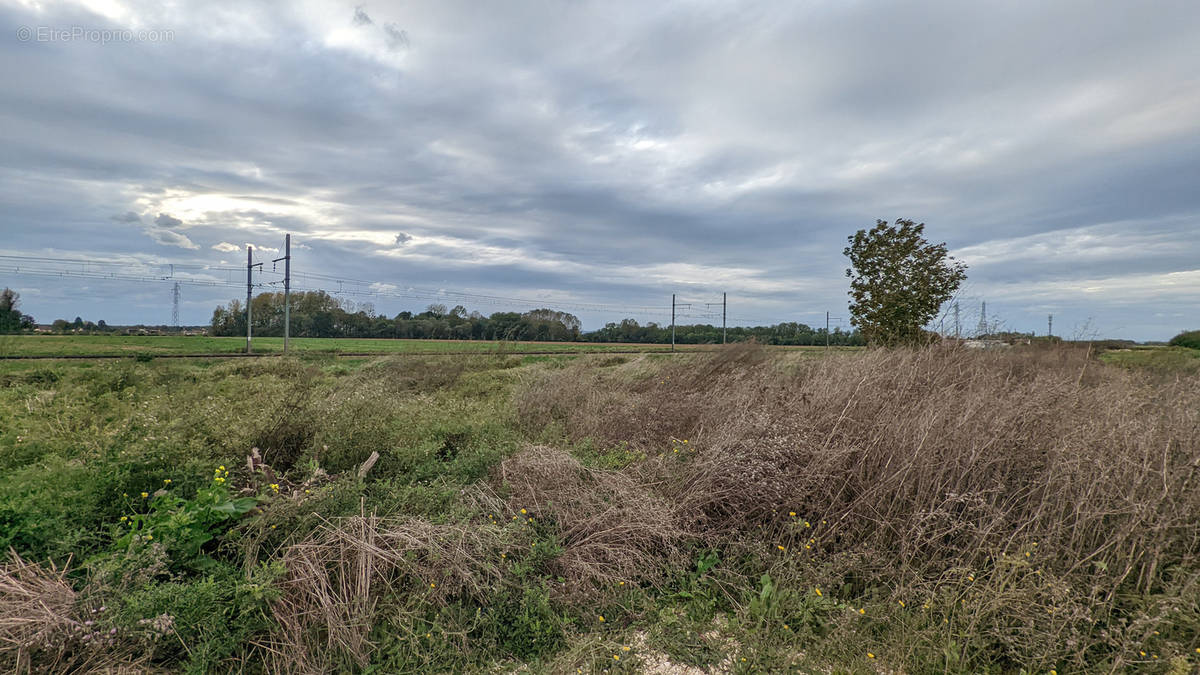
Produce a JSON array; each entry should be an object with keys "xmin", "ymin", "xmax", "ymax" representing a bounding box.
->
[
  {"xmin": 0, "ymin": 288, "xmax": 35, "ymax": 333},
  {"xmin": 1168, "ymin": 330, "xmax": 1200, "ymax": 350},
  {"xmin": 844, "ymin": 219, "xmax": 967, "ymax": 346}
]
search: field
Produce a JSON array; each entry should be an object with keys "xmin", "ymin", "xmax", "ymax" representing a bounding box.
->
[
  {"xmin": 1097, "ymin": 344, "xmax": 1200, "ymax": 375},
  {"xmin": 0, "ymin": 335, "xmax": 859, "ymax": 359},
  {"xmin": 0, "ymin": 335, "xmax": 693, "ymax": 358},
  {"xmin": 1, "ymin": 344, "xmax": 1198, "ymax": 673}
]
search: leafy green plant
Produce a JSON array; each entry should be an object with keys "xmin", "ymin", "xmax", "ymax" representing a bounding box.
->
[{"xmin": 115, "ymin": 465, "xmax": 260, "ymax": 568}]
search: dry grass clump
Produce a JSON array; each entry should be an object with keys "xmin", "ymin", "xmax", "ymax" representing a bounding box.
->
[
  {"xmin": 264, "ymin": 513, "xmax": 515, "ymax": 673},
  {"xmin": 0, "ymin": 550, "xmax": 79, "ymax": 669},
  {"xmin": 498, "ymin": 446, "xmax": 690, "ymax": 594},
  {"xmin": 0, "ymin": 550, "xmax": 146, "ymax": 674}
]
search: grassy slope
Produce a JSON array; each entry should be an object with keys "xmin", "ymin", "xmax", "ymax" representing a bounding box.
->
[{"xmin": 1, "ymin": 347, "xmax": 1197, "ymax": 673}]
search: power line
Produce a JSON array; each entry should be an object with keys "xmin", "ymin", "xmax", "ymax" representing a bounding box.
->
[{"xmin": 0, "ymin": 249, "xmax": 841, "ymax": 330}]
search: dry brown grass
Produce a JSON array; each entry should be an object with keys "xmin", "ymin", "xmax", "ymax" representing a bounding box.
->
[
  {"xmin": 264, "ymin": 511, "xmax": 516, "ymax": 673},
  {"xmin": 0, "ymin": 550, "xmax": 79, "ymax": 670},
  {"xmin": 514, "ymin": 343, "xmax": 1200, "ymax": 666},
  {"xmin": 0, "ymin": 550, "xmax": 149, "ymax": 674},
  {"xmin": 519, "ymin": 344, "xmax": 1200, "ymax": 570},
  {"xmin": 498, "ymin": 446, "xmax": 690, "ymax": 595}
]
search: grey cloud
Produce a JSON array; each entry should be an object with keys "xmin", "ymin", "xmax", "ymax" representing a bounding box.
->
[
  {"xmin": 383, "ymin": 24, "xmax": 409, "ymax": 51},
  {"xmin": 145, "ymin": 228, "xmax": 199, "ymax": 250},
  {"xmin": 0, "ymin": 1, "xmax": 1197, "ymax": 338},
  {"xmin": 154, "ymin": 213, "xmax": 184, "ymax": 229},
  {"xmin": 112, "ymin": 211, "xmax": 141, "ymax": 223}
]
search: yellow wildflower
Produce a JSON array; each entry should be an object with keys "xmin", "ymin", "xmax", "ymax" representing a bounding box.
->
[
  {"xmin": 867, "ymin": 652, "xmax": 875, "ymax": 659},
  {"xmin": 140, "ymin": 492, "xmax": 149, "ymax": 498},
  {"xmin": 163, "ymin": 479, "xmax": 172, "ymax": 485},
  {"xmin": 520, "ymin": 508, "xmax": 527, "ymax": 514},
  {"xmin": 789, "ymin": 511, "xmax": 796, "ymax": 517},
  {"xmin": 858, "ymin": 608, "xmax": 865, "ymax": 615},
  {"xmin": 598, "ymin": 615, "xmax": 605, "ymax": 623},
  {"xmin": 777, "ymin": 545, "xmax": 786, "ymax": 551},
  {"xmin": 814, "ymin": 588, "xmax": 822, "ymax": 597}
]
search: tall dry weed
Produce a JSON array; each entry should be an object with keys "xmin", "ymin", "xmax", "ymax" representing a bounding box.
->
[
  {"xmin": 498, "ymin": 446, "xmax": 689, "ymax": 595},
  {"xmin": 265, "ymin": 512, "xmax": 516, "ymax": 673}
]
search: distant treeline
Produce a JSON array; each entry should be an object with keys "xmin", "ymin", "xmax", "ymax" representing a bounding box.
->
[
  {"xmin": 586, "ymin": 318, "xmax": 863, "ymax": 345},
  {"xmin": 210, "ymin": 291, "xmax": 584, "ymax": 341},
  {"xmin": 209, "ymin": 290, "xmax": 865, "ymax": 345}
]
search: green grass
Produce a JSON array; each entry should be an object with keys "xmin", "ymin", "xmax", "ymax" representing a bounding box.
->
[
  {"xmin": 0, "ymin": 334, "xmax": 743, "ymax": 358},
  {"xmin": 1098, "ymin": 344, "xmax": 1200, "ymax": 374}
]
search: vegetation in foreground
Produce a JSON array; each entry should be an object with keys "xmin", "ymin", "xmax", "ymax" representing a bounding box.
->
[{"xmin": 0, "ymin": 345, "xmax": 1198, "ymax": 673}]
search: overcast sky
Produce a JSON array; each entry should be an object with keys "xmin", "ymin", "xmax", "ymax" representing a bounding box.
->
[{"xmin": 1, "ymin": 0, "xmax": 1198, "ymax": 339}]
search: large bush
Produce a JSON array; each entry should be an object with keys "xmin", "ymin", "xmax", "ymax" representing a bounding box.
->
[{"xmin": 1169, "ymin": 329, "xmax": 1200, "ymax": 349}]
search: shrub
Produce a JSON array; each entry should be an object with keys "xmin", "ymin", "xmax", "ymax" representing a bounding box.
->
[{"xmin": 1169, "ymin": 329, "xmax": 1200, "ymax": 350}]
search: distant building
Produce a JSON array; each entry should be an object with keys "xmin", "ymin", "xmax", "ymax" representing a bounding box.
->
[{"xmin": 963, "ymin": 339, "xmax": 1011, "ymax": 350}]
